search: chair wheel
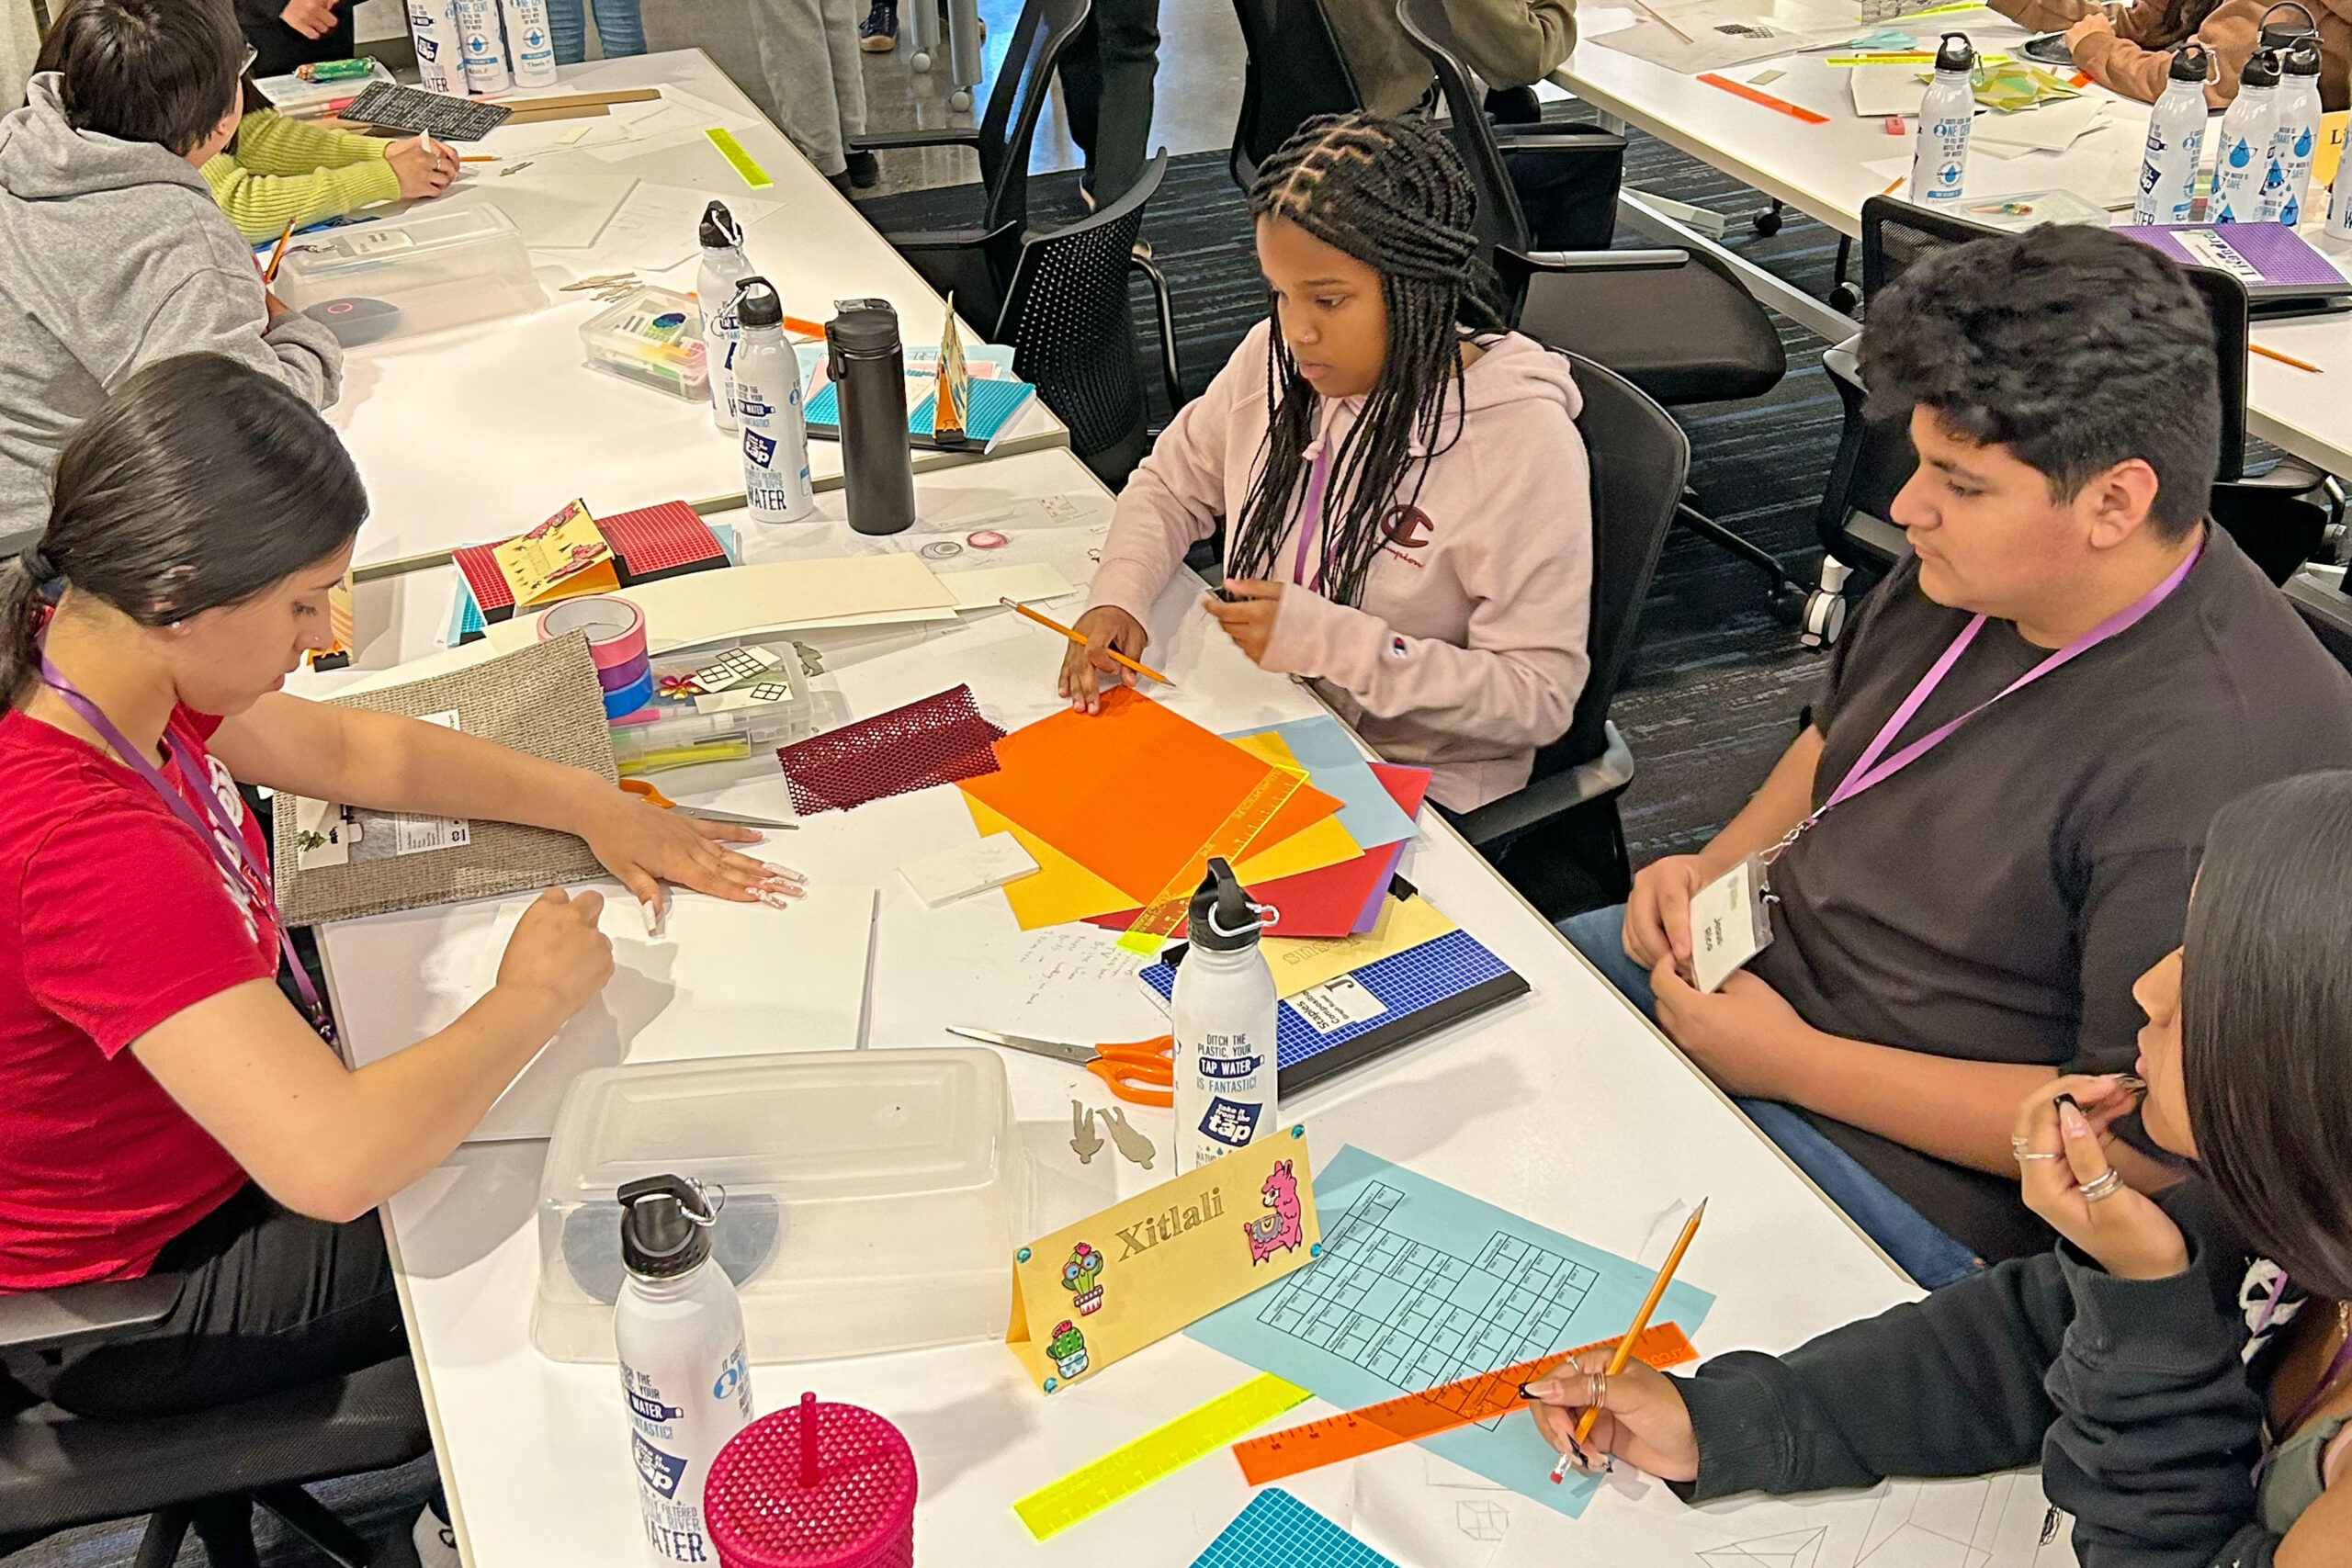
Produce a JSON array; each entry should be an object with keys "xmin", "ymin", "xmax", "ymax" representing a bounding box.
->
[
  {"xmin": 911, "ymin": 49, "xmax": 933, "ymax": 69},
  {"xmin": 1828, "ymin": 281, "xmax": 1861, "ymax": 315},
  {"xmin": 951, "ymin": 88, "xmax": 973, "ymax": 111},
  {"xmin": 1767, "ymin": 582, "xmax": 1804, "ymax": 625},
  {"xmin": 1798, "ymin": 588, "xmax": 1849, "ymax": 649},
  {"xmin": 1752, "ymin": 208, "xmax": 1782, "ymax": 237}
]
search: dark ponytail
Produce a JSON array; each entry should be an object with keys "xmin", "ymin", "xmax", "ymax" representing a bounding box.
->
[
  {"xmin": 1230, "ymin": 112, "xmax": 1503, "ymax": 608},
  {"xmin": 2183, "ymin": 771, "xmax": 2352, "ymax": 1301},
  {"xmin": 4, "ymin": 354, "xmax": 368, "ymax": 707}
]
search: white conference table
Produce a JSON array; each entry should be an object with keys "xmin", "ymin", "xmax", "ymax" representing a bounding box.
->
[
  {"xmin": 317, "ymin": 50, "xmax": 1065, "ymax": 578},
  {"xmin": 307, "ymin": 444, "xmax": 2023, "ymax": 1567},
  {"xmin": 1554, "ymin": 12, "xmax": 2352, "ymax": 476}
]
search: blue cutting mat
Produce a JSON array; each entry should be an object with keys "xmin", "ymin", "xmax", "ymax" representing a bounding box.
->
[
  {"xmin": 1143, "ymin": 927, "xmax": 1515, "ymax": 1072},
  {"xmin": 1191, "ymin": 1489, "xmax": 1397, "ymax": 1568},
  {"xmin": 804, "ymin": 376, "xmax": 1035, "ymax": 442}
]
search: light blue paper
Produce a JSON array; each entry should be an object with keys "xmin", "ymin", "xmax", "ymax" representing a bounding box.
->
[
  {"xmin": 1187, "ymin": 1145, "xmax": 1713, "ymax": 1517},
  {"xmin": 1223, "ymin": 716, "xmax": 1419, "ymax": 851}
]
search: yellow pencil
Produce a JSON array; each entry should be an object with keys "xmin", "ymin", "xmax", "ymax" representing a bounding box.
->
[
  {"xmin": 2252, "ymin": 343, "xmax": 2323, "ymax": 374},
  {"xmin": 1553, "ymin": 1199, "xmax": 1708, "ymax": 1479},
  {"xmin": 262, "ymin": 219, "xmax": 296, "ymax": 284},
  {"xmin": 1000, "ymin": 597, "xmax": 1175, "ymax": 687}
]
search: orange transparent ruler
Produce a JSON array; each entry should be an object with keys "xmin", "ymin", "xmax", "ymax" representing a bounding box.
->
[{"xmin": 1230, "ymin": 1320, "xmax": 1697, "ymax": 1485}]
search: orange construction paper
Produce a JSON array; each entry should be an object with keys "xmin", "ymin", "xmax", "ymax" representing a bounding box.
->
[{"xmin": 961, "ymin": 688, "xmax": 1340, "ymax": 904}]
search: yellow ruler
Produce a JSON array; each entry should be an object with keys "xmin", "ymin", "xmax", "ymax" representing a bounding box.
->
[
  {"xmin": 1012, "ymin": 1372, "xmax": 1312, "ymax": 1540},
  {"xmin": 1116, "ymin": 768, "xmax": 1304, "ymax": 954},
  {"xmin": 705, "ymin": 128, "xmax": 773, "ymax": 189}
]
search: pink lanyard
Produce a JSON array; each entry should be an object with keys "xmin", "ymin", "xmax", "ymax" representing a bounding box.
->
[
  {"xmin": 1769, "ymin": 536, "xmax": 2204, "ymax": 867},
  {"xmin": 1287, "ymin": 443, "xmax": 1334, "ymax": 593},
  {"xmin": 37, "ymin": 648, "xmax": 334, "ymax": 1043}
]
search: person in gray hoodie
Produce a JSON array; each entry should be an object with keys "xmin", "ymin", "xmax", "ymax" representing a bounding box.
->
[{"xmin": 0, "ymin": 0, "xmax": 341, "ymax": 541}]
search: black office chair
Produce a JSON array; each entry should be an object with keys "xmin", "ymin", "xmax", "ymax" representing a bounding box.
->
[
  {"xmin": 0, "ymin": 1274, "xmax": 432, "ymax": 1568},
  {"xmin": 1396, "ymin": 0, "xmax": 1810, "ymax": 631},
  {"xmin": 1228, "ymin": 0, "xmax": 1363, "ymax": 193},
  {"xmin": 992, "ymin": 150, "xmax": 1184, "ymax": 489},
  {"xmin": 852, "ymin": 0, "xmax": 1091, "ymax": 330},
  {"xmin": 1815, "ymin": 197, "xmax": 2345, "ymax": 595},
  {"xmin": 1451, "ymin": 351, "xmax": 1690, "ymax": 916}
]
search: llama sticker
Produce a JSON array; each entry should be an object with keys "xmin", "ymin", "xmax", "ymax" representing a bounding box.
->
[
  {"xmin": 1062, "ymin": 1243, "xmax": 1104, "ymax": 1315},
  {"xmin": 1243, "ymin": 1159, "xmax": 1306, "ymax": 1265}
]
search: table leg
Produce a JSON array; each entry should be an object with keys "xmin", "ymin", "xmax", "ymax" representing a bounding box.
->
[
  {"xmin": 907, "ymin": 0, "xmax": 940, "ymax": 72},
  {"xmin": 947, "ymin": 0, "xmax": 984, "ymax": 108}
]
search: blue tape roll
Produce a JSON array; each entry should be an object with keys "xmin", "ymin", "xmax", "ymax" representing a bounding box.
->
[{"xmin": 602, "ymin": 667, "xmax": 656, "ymax": 720}]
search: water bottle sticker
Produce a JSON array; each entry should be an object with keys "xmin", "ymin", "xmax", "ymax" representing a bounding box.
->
[
  {"xmin": 740, "ymin": 392, "xmax": 772, "ymax": 420},
  {"xmin": 1198, "ymin": 1053, "xmax": 1264, "ymax": 1079},
  {"xmin": 1200, "ymin": 1098, "xmax": 1263, "ymax": 1147},
  {"xmin": 632, "ymin": 1433, "xmax": 689, "ymax": 1499},
  {"xmin": 743, "ymin": 430, "xmax": 775, "ymax": 468},
  {"xmin": 628, "ymin": 1389, "xmax": 684, "ymax": 1423}
]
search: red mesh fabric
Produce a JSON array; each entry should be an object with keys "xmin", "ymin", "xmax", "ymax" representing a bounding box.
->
[
  {"xmin": 706, "ymin": 1402, "xmax": 917, "ymax": 1568},
  {"xmin": 775, "ymin": 685, "xmax": 1005, "ymax": 815}
]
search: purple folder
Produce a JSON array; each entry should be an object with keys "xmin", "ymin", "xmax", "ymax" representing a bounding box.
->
[{"xmin": 2115, "ymin": 222, "xmax": 2352, "ymax": 301}]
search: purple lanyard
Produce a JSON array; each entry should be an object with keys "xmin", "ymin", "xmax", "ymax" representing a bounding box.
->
[
  {"xmin": 37, "ymin": 649, "xmax": 334, "ymax": 1043},
  {"xmin": 1288, "ymin": 443, "xmax": 1334, "ymax": 592},
  {"xmin": 2249, "ymin": 1278, "xmax": 2352, "ymax": 1485},
  {"xmin": 1812, "ymin": 536, "xmax": 2205, "ymax": 828}
]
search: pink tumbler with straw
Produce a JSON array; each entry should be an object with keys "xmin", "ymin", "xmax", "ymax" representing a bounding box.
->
[{"xmin": 704, "ymin": 1392, "xmax": 917, "ymax": 1568}]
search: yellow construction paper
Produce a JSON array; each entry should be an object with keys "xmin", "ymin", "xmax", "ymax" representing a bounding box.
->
[
  {"xmin": 1258, "ymin": 894, "xmax": 1457, "ymax": 998},
  {"xmin": 493, "ymin": 498, "xmax": 616, "ymax": 606},
  {"xmin": 1009, "ymin": 1131, "xmax": 1318, "ymax": 1394},
  {"xmin": 2316, "ymin": 110, "xmax": 2348, "ymax": 191},
  {"xmin": 1228, "ymin": 733, "xmax": 1361, "ymax": 883},
  {"xmin": 967, "ymin": 795, "xmax": 1134, "ymax": 928}
]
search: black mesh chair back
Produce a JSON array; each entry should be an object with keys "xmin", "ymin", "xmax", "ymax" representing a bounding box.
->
[
  {"xmin": 1544, "ymin": 352, "xmax": 1689, "ymax": 775},
  {"xmin": 1228, "ymin": 0, "xmax": 1363, "ymax": 192},
  {"xmin": 1396, "ymin": 0, "xmax": 1535, "ymax": 261},
  {"xmin": 995, "ymin": 151, "xmax": 1169, "ymax": 488},
  {"xmin": 974, "ymin": 0, "xmax": 1091, "ymax": 236}
]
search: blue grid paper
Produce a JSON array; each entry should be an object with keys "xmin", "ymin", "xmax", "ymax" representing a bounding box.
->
[
  {"xmin": 1190, "ymin": 1489, "xmax": 1398, "ymax": 1568},
  {"xmin": 805, "ymin": 378, "xmax": 1035, "ymax": 442},
  {"xmin": 1143, "ymin": 928, "xmax": 1512, "ymax": 1070}
]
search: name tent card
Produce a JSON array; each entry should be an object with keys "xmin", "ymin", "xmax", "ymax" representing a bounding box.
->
[{"xmin": 1008, "ymin": 1130, "xmax": 1321, "ymax": 1393}]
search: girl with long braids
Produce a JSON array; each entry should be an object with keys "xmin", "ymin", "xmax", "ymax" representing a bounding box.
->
[{"xmin": 1061, "ymin": 111, "xmax": 1591, "ymax": 812}]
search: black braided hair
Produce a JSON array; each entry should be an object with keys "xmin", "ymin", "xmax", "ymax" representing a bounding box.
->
[{"xmin": 1230, "ymin": 112, "xmax": 1504, "ymax": 608}]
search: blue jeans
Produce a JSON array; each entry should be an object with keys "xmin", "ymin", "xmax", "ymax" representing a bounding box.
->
[
  {"xmin": 1556, "ymin": 906, "xmax": 1984, "ymax": 1290},
  {"xmin": 545, "ymin": 0, "xmax": 646, "ymax": 62}
]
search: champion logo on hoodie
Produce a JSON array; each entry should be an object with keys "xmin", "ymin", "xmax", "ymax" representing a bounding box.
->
[{"xmin": 1381, "ymin": 503, "xmax": 1432, "ymax": 567}]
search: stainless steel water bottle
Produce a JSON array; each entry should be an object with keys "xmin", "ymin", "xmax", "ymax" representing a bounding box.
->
[{"xmin": 825, "ymin": 300, "xmax": 918, "ymax": 537}]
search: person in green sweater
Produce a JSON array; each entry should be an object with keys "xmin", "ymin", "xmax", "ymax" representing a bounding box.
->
[{"xmin": 203, "ymin": 85, "xmax": 456, "ymax": 244}]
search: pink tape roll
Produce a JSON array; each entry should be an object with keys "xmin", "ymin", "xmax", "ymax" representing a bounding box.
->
[{"xmin": 537, "ymin": 594, "xmax": 647, "ymax": 671}]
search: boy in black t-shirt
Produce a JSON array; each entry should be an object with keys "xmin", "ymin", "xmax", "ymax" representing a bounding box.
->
[{"xmin": 1559, "ymin": 224, "xmax": 2352, "ymax": 1281}]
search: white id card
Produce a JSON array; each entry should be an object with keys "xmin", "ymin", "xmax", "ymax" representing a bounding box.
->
[{"xmin": 1689, "ymin": 853, "xmax": 1774, "ymax": 993}]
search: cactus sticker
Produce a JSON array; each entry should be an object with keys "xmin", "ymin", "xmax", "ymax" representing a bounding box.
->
[
  {"xmin": 1048, "ymin": 1320, "xmax": 1090, "ymax": 1379},
  {"xmin": 1062, "ymin": 1243, "xmax": 1104, "ymax": 1315}
]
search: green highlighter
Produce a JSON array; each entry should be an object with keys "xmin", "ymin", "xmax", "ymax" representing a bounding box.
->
[{"xmin": 295, "ymin": 57, "xmax": 378, "ymax": 81}]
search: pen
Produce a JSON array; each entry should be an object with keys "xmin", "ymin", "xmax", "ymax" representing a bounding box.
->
[
  {"xmin": 999, "ymin": 597, "xmax": 1176, "ymax": 687},
  {"xmin": 1550, "ymin": 1199, "xmax": 1708, "ymax": 1483}
]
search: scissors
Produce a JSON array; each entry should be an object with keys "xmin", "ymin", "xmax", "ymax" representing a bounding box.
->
[
  {"xmin": 948, "ymin": 1026, "xmax": 1174, "ymax": 1107},
  {"xmin": 619, "ymin": 778, "xmax": 797, "ymax": 829}
]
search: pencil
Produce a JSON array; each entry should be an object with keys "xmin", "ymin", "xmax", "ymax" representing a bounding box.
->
[
  {"xmin": 459, "ymin": 154, "xmax": 498, "ymax": 163},
  {"xmin": 2252, "ymin": 343, "xmax": 2323, "ymax": 373},
  {"xmin": 1881, "ymin": 175, "xmax": 1905, "ymax": 196},
  {"xmin": 784, "ymin": 314, "xmax": 828, "ymax": 339},
  {"xmin": 1552, "ymin": 1199, "xmax": 1708, "ymax": 1480},
  {"xmin": 1000, "ymin": 597, "xmax": 1175, "ymax": 686},
  {"xmin": 1632, "ymin": 0, "xmax": 1695, "ymax": 43},
  {"xmin": 263, "ymin": 219, "xmax": 296, "ymax": 284}
]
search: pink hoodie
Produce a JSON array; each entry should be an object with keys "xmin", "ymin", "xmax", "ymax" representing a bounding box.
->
[{"xmin": 1086, "ymin": 320, "xmax": 1592, "ymax": 812}]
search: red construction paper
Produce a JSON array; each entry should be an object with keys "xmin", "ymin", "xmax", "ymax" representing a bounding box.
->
[
  {"xmin": 962, "ymin": 687, "xmax": 1340, "ymax": 903},
  {"xmin": 1086, "ymin": 759, "xmax": 1432, "ymax": 940}
]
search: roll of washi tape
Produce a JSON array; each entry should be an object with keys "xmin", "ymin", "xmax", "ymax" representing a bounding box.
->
[
  {"xmin": 595, "ymin": 649, "xmax": 652, "ymax": 694},
  {"xmin": 601, "ymin": 666, "xmax": 656, "ymax": 720},
  {"xmin": 538, "ymin": 594, "xmax": 648, "ymax": 671}
]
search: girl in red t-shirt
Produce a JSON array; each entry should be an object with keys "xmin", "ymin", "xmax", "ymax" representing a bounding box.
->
[{"xmin": 0, "ymin": 355, "xmax": 804, "ymax": 1439}]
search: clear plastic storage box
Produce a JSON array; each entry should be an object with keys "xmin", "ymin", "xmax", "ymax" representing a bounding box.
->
[
  {"xmin": 274, "ymin": 207, "xmax": 545, "ymax": 345},
  {"xmin": 533, "ymin": 1049, "xmax": 1035, "ymax": 1364},
  {"xmin": 610, "ymin": 640, "xmax": 831, "ymax": 775},
  {"xmin": 580, "ymin": 287, "xmax": 708, "ymax": 401}
]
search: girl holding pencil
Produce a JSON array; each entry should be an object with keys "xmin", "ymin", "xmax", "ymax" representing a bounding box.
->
[
  {"xmin": 1528, "ymin": 771, "xmax": 2352, "ymax": 1565},
  {"xmin": 1058, "ymin": 112, "xmax": 1592, "ymax": 814}
]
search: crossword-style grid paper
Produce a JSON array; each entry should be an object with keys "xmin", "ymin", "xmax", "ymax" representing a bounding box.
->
[{"xmin": 1255, "ymin": 1180, "xmax": 1601, "ymax": 1428}]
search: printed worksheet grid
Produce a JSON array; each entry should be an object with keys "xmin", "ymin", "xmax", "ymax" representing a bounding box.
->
[{"xmin": 1257, "ymin": 1182, "xmax": 1601, "ymax": 1427}]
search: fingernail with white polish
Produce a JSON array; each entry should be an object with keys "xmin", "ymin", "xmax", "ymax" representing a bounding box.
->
[
  {"xmin": 755, "ymin": 887, "xmax": 801, "ymax": 909},
  {"xmin": 758, "ymin": 863, "xmax": 808, "ymax": 883},
  {"xmin": 641, "ymin": 899, "xmax": 667, "ymax": 939}
]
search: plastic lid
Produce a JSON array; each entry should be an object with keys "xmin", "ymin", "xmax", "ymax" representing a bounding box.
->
[
  {"xmin": 704, "ymin": 1393, "xmax": 917, "ymax": 1568},
  {"xmin": 619, "ymin": 1174, "xmax": 716, "ymax": 1279},
  {"xmin": 701, "ymin": 201, "xmax": 743, "ymax": 250},
  {"xmin": 1187, "ymin": 856, "xmax": 1265, "ymax": 952},
  {"xmin": 736, "ymin": 277, "xmax": 782, "ymax": 329},
  {"xmin": 2259, "ymin": 0, "xmax": 2317, "ymax": 46},
  {"xmin": 1934, "ymin": 31, "xmax": 1973, "ymax": 72},
  {"xmin": 827, "ymin": 302, "xmax": 901, "ymax": 355},
  {"xmin": 2172, "ymin": 41, "xmax": 2213, "ymax": 82},
  {"xmin": 2240, "ymin": 48, "xmax": 2281, "ymax": 86},
  {"xmin": 2285, "ymin": 39, "xmax": 2322, "ymax": 73}
]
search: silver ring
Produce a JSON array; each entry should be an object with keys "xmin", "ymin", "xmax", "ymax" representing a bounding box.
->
[
  {"xmin": 2015, "ymin": 1151, "xmax": 2064, "ymax": 1162},
  {"xmin": 2010, "ymin": 1134, "xmax": 2031, "ymax": 1157},
  {"xmin": 2079, "ymin": 1168, "xmax": 2125, "ymax": 1202},
  {"xmin": 1588, "ymin": 1371, "xmax": 1608, "ymax": 1411}
]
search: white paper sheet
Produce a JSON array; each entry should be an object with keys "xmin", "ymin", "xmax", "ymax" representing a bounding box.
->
[
  {"xmin": 443, "ymin": 175, "xmax": 640, "ymax": 249},
  {"xmin": 938, "ymin": 561, "xmax": 1079, "ymax": 610},
  {"xmin": 482, "ymin": 554, "xmax": 962, "ymax": 657},
  {"xmin": 585, "ymin": 181, "xmax": 783, "ymax": 271},
  {"xmin": 1971, "ymin": 96, "xmax": 2110, "ymax": 155}
]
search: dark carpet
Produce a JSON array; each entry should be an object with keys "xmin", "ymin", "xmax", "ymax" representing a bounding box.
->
[{"xmin": 4, "ymin": 124, "xmax": 1849, "ymax": 1568}]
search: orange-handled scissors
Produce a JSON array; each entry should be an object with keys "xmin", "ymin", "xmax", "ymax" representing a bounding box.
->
[
  {"xmin": 619, "ymin": 778, "xmax": 797, "ymax": 829},
  {"xmin": 947, "ymin": 1025, "xmax": 1175, "ymax": 1107}
]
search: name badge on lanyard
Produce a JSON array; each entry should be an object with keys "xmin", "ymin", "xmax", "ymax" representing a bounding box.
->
[{"xmin": 1690, "ymin": 852, "xmax": 1774, "ymax": 993}]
